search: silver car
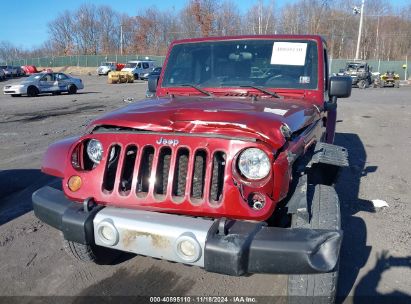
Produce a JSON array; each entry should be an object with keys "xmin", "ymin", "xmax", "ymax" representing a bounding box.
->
[
  {"xmin": 3, "ymin": 72, "xmax": 84, "ymax": 97},
  {"xmin": 97, "ymin": 62, "xmax": 117, "ymax": 75},
  {"xmin": 0, "ymin": 65, "xmax": 16, "ymax": 77}
]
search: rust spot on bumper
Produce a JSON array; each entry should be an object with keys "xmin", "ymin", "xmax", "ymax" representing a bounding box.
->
[{"xmin": 122, "ymin": 230, "xmax": 171, "ymax": 249}]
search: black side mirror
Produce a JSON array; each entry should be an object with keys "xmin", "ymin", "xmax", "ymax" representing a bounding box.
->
[
  {"xmin": 148, "ymin": 74, "xmax": 159, "ymax": 93},
  {"xmin": 329, "ymin": 76, "xmax": 352, "ymax": 99}
]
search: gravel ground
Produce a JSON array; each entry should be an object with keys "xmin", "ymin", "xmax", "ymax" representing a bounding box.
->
[{"xmin": 0, "ymin": 75, "xmax": 409, "ymax": 302}]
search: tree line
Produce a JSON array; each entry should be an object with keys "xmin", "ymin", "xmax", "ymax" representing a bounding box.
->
[{"xmin": 1, "ymin": 0, "xmax": 410, "ymax": 63}]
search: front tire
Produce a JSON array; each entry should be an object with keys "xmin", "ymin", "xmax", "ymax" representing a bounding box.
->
[
  {"xmin": 287, "ymin": 184, "xmax": 341, "ymax": 304},
  {"xmin": 134, "ymin": 73, "xmax": 139, "ymax": 80},
  {"xmin": 62, "ymin": 237, "xmax": 121, "ymax": 264},
  {"xmin": 357, "ymin": 80, "xmax": 366, "ymax": 89},
  {"xmin": 27, "ymin": 86, "xmax": 39, "ymax": 97}
]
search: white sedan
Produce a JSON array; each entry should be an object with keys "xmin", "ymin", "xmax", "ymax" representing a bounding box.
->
[{"xmin": 3, "ymin": 72, "xmax": 84, "ymax": 97}]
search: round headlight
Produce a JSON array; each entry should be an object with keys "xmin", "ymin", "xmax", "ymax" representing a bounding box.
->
[
  {"xmin": 86, "ymin": 139, "xmax": 103, "ymax": 164},
  {"xmin": 238, "ymin": 148, "xmax": 270, "ymax": 180}
]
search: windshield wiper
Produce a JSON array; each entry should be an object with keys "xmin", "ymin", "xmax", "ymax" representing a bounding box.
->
[
  {"xmin": 239, "ymin": 85, "xmax": 281, "ymax": 98},
  {"xmin": 179, "ymin": 84, "xmax": 213, "ymax": 97}
]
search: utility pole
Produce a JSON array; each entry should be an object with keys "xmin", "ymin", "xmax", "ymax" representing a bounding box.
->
[
  {"xmin": 258, "ymin": 1, "xmax": 262, "ymax": 35},
  {"xmin": 120, "ymin": 24, "xmax": 123, "ymax": 55},
  {"xmin": 355, "ymin": 0, "xmax": 365, "ymax": 60}
]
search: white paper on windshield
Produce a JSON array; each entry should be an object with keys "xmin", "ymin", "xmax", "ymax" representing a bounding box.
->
[
  {"xmin": 264, "ymin": 107, "xmax": 288, "ymax": 116},
  {"xmin": 271, "ymin": 42, "xmax": 307, "ymax": 66}
]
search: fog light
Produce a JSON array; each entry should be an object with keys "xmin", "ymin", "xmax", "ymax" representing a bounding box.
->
[
  {"xmin": 96, "ymin": 221, "xmax": 119, "ymax": 246},
  {"xmin": 101, "ymin": 226, "xmax": 115, "ymax": 241},
  {"xmin": 175, "ymin": 235, "xmax": 201, "ymax": 263},
  {"xmin": 179, "ymin": 240, "xmax": 196, "ymax": 257},
  {"xmin": 68, "ymin": 175, "xmax": 82, "ymax": 192}
]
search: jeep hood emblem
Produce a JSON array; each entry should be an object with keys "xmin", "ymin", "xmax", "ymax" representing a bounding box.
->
[{"xmin": 156, "ymin": 137, "xmax": 179, "ymax": 146}]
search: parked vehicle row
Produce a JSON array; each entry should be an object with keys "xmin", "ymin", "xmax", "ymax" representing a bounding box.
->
[
  {"xmin": 0, "ymin": 65, "xmax": 41, "ymax": 81},
  {"xmin": 122, "ymin": 60, "xmax": 156, "ymax": 80},
  {"xmin": 3, "ymin": 72, "xmax": 84, "ymax": 97},
  {"xmin": 97, "ymin": 60, "xmax": 158, "ymax": 80},
  {"xmin": 336, "ymin": 61, "xmax": 402, "ymax": 89},
  {"xmin": 2, "ymin": 64, "xmax": 161, "ymax": 97},
  {"xmin": 0, "ymin": 65, "xmax": 25, "ymax": 78}
]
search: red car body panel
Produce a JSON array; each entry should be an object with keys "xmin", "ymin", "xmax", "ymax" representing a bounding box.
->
[
  {"xmin": 116, "ymin": 63, "xmax": 125, "ymax": 71},
  {"xmin": 88, "ymin": 97, "xmax": 321, "ymax": 149},
  {"xmin": 42, "ymin": 136, "xmax": 80, "ymax": 178},
  {"xmin": 22, "ymin": 65, "xmax": 38, "ymax": 75},
  {"xmin": 61, "ymin": 134, "xmax": 278, "ymax": 220},
  {"xmin": 41, "ymin": 35, "xmax": 332, "ymax": 221}
]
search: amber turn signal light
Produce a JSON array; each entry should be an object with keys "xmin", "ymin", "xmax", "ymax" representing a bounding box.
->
[{"xmin": 68, "ymin": 175, "xmax": 82, "ymax": 192}]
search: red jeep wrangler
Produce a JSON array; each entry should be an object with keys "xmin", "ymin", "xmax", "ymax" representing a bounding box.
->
[{"xmin": 33, "ymin": 35, "xmax": 351, "ymax": 302}]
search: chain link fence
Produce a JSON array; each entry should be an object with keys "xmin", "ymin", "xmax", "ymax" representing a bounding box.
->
[{"xmin": 1, "ymin": 55, "xmax": 408, "ymax": 79}]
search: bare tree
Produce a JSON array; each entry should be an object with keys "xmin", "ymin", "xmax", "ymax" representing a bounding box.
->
[
  {"xmin": 98, "ymin": 6, "xmax": 121, "ymax": 54},
  {"xmin": 0, "ymin": 41, "xmax": 19, "ymax": 62},
  {"xmin": 189, "ymin": 0, "xmax": 218, "ymax": 37},
  {"xmin": 47, "ymin": 10, "xmax": 74, "ymax": 55},
  {"xmin": 73, "ymin": 4, "xmax": 100, "ymax": 55},
  {"xmin": 245, "ymin": 0, "xmax": 276, "ymax": 35},
  {"xmin": 215, "ymin": 1, "xmax": 242, "ymax": 35},
  {"xmin": 3, "ymin": 0, "xmax": 411, "ymax": 60}
]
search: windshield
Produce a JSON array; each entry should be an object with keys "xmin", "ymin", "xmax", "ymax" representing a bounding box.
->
[
  {"xmin": 101, "ymin": 62, "xmax": 112, "ymax": 66},
  {"xmin": 162, "ymin": 39, "xmax": 318, "ymax": 89},
  {"xmin": 347, "ymin": 63, "xmax": 365, "ymax": 70},
  {"xmin": 125, "ymin": 63, "xmax": 137, "ymax": 68}
]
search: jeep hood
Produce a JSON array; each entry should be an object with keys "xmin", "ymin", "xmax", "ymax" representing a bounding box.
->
[{"xmin": 89, "ymin": 96, "xmax": 321, "ymax": 149}]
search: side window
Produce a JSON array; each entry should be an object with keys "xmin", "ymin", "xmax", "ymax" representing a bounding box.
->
[
  {"xmin": 58, "ymin": 73, "xmax": 68, "ymax": 80},
  {"xmin": 41, "ymin": 74, "xmax": 53, "ymax": 82},
  {"xmin": 143, "ymin": 62, "xmax": 149, "ymax": 69},
  {"xmin": 323, "ymin": 47, "xmax": 329, "ymax": 91},
  {"xmin": 137, "ymin": 63, "xmax": 142, "ymax": 68},
  {"xmin": 162, "ymin": 48, "xmax": 194, "ymax": 85}
]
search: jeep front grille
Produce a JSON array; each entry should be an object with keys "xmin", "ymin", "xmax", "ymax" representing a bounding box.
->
[{"xmin": 102, "ymin": 144, "xmax": 226, "ymax": 206}]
